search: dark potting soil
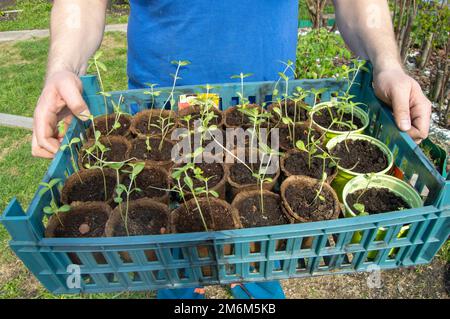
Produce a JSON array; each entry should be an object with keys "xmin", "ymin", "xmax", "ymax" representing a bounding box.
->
[
  {"xmin": 313, "ymin": 107, "xmax": 363, "ymax": 131},
  {"xmin": 113, "ymin": 205, "xmax": 168, "ymax": 236},
  {"xmin": 284, "ymin": 151, "xmax": 334, "ymax": 179},
  {"xmin": 278, "ymin": 125, "xmax": 321, "ymax": 150},
  {"xmin": 445, "ymin": 262, "xmax": 450, "ymax": 296},
  {"xmin": 135, "ymin": 113, "xmax": 176, "ymax": 135},
  {"xmin": 174, "ymin": 201, "xmax": 236, "ymax": 233},
  {"xmin": 270, "ymin": 100, "xmax": 308, "ymax": 123},
  {"xmin": 81, "ymin": 137, "xmax": 129, "ymax": 167},
  {"xmin": 225, "ymin": 104, "xmax": 261, "ymax": 127},
  {"xmin": 91, "ymin": 114, "xmax": 130, "ymax": 137},
  {"xmin": 65, "ymin": 171, "xmax": 116, "ymax": 203},
  {"xmin": 179, "ymin": 162, "xmax": 224, "ymax": 189},
  {"xmin": 346, "ymin": 187, "xmax": 410, "ymax": 215},
  {"xmin": 331, "ymin": 139, "xmax": 388, "ymax": 173},
  {"xmin": 236, "ymin": 194, "xmax": 288, "ymax": 227},
  {"xmin": 122, "ymin": 167, "xmax": 168, "ymax": 200},
  {"xmin": 129, "ymin": 138, "xmax": 172, "ymax": 162},
  {"xmin": 53, "ymin": 210, "xmax": 108, "ymax": 238},
  {"xmin": 285, "ymin": 183, "xmax": 336, "ymax": 221},
  {"xmin": 229, "ymin": 160, "xmax": 276, "ymax": 185}
]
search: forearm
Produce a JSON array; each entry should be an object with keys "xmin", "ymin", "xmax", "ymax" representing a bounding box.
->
[
  {"xmin": 333, "ymin": 0, "xmax": 403, "ymax": 74},
  {"xmin": 47, "ymin": 0, "xmax": 107, "ymax": 80}
]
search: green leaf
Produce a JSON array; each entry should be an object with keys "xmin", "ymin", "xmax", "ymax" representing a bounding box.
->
[
  {"xmin": 353, "ymin": 203, "xmax": 366, "ymax": 214},
  {"xmin": 209, "ymin": 190, "xmax": 219, "ymax": 198},
  {"xmin": 43, "ymin": 206, "xmax": 53, "ymax": 215},
  {"xmin": 183, "ymin": 176, "xmax": 194, "ymax": 189},
  {"xmin": 296, "ymin": 140, "xmax": 307, "ymax": 152},
  {"xmin": 58, "ymin": 205, "xmax": 71, "ymax": 213},
  {"xmin": 97, "ymin": 61, "xmax": 108, "ymax": 72}
]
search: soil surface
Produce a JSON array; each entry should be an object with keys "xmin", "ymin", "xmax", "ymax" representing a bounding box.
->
[
  {"xmin": 64, "ymin": 170, "xmax": 116, "ymax": 203},
  {"xmin": 331, "ymin": 139, "xmax": 388, "ymax": 173},
  {"xmin": 236, "ymin": 194, "xmax": 288, "ymax": 227},
  {"xmin": 90, "ymin": 114, "xmax": 130, "ymax": 137},
  {"xmin": 173, "ymin": 201, "xmax": 236, "ymax": 233},
  {"xmin": 269, "ymin": 100, "xmax": 309, "ymax": 123},
  {"xmin": 134, "ymin": 112, "xmax": 176, "ymax": 135},
  {"xmin": 278, "ymin": 125, "xmax": 321, "ymax": 150},
  {"xmin": 80, "ymin": 137, "xmax": 129, "ymax": 167},
  {"xmin": 112, "ymin": 203, "xmax": 168, "ymax": 236},
  {"xmin": 52, "ymin": 209, "xmax": 108, "ymax": 238},
  {"xmin": 129, "ymin": 138, "xmax": 172, "ymax": 162},
  {"xmin": 225, "ymin": 104, "xmax": 262, "ymax": 127},
  {"xmin": 285, "ymin": 182, "xmax": 337, "ymax": 221},
  {"xmin": 176, "ymin": 162, "xmax": 224, "ymax": 189},
  {"xmin": 283, "ymin": 151, "xmax": 335, "ymax": 179},
  {"xmin": 347, "ymin": 188, "xmax": 410, "ymax": 215},
  {"xmin": 121, "ymin": 167, "xmax": 168, "ymax": 201},
  {"xmin": 229, "ymin": 160, "xmax": 276, "ymax": 185},
  {"xmin": 313, "ymin": 107, "xmax": 363, "ymax": 131}
]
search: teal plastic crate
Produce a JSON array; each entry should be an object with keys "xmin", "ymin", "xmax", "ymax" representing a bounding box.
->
[{"xmin": 1, "ymin": 66, "xmax": 449, "ymax": 294}]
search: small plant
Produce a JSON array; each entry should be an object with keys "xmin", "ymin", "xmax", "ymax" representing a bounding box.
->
[
  {"xmin": 114, "ymin": 162, "xmax": 145, "ymax": 236},
  {"xmin": 353, "ymin": 173, "xmax": 376, "ymax": 216},
  {"xmin": 88, "ymin": 51, "xmax": 109, "ymax": 131},
  {"xmin": 39, "ymin": 178, "xmax": 71, "ymax": 226},
  {"xmin": 231, "ymin": 72, "xmax": 253, "ymax": 109}
]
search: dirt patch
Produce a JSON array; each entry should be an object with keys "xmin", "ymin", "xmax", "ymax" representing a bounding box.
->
[
  {"xmin": 0, "ymin": 134, "xmax": 31, "ymax": 161},
  {"xmin": 331, "ymin": 139, "xmax": 388, "ymax": 174},
  {"xmin": 346, "ymin": 188, "xmax": 410, "ymax": 215}
]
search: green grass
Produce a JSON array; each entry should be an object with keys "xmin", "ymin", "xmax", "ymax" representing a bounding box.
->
[
  {"xmin": 0, "ymin": 0, "xmax": 128, "ymax": 32},
  {"xmin": 0, "ymin": 32, "xmax": 127, "ymax": 117}
]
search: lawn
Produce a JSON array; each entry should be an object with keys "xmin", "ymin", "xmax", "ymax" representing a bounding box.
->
[
  {"xmin": 0, "ymin": 0, "xmax": 129, "ymax": 32},
  {"xmin": 0, "ymin": 32, "xmax": 128, "ymax": 117}
]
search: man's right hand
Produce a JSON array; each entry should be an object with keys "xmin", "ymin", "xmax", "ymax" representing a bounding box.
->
[{"xmin": 32, "ymin": 71, "xmax": 91, "ymax": 158}]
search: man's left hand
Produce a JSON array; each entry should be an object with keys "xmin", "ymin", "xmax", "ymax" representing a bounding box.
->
[{"xmin": 372, "ymin": 68, "xmax": 432, "ymax": 144}]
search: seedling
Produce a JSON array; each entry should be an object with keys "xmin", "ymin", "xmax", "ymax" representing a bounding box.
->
[
  {"xmin": 114, "ymin": 162, "xmax": 145, "ymax": 236},
  {"xmin": 60, "ymin": 137, "xmax": 82, "ymax": 182},
  {"xmin": 230, "ymin": 72, "xmax": 253, "ymax": 109},
  {"xmin": 39, "ymin": 178, "xmax": 71, "ymax": 226},
  {"xmin": 88, "ymin": 51, "xmax": 109, "ymax": 131},
  {"xmin": 353, "ymin": 173, "xmax": 376, "ymax": 216}
]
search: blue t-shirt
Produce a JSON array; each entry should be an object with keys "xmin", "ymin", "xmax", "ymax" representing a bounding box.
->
[{"xmin": 127, "ymin": 0, "xmax": 298, "ymax": 89}]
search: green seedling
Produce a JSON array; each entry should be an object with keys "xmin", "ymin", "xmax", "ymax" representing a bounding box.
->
[
  {"xmin": 88, "ymin": 51, "xmax": 110, "ymax": 131},
  {"xmin": 39, "ymin": 178, "xmax": 71, "ymax": 226},
  {"xmin": 115, "ymin": 162, "xmax": 145, "ymax": 236}
]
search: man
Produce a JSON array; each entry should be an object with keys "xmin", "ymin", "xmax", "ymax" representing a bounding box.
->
[{"xmin": 31, "ymin": 0, "xmax": 432, "ymax": 298}]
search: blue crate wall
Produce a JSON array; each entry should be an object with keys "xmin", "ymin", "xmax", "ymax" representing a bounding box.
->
[{"xmin": 2, "ymin": 67, "xmax": 449, "ymax": 294}]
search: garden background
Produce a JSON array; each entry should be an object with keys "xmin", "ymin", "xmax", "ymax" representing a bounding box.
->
[{"xmin": 0, "ymin": 0, "xmax": 448, "ymax": 299}]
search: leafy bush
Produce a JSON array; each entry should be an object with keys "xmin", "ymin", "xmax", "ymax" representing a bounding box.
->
[{"xmin": 296, "ymin": 28, "xmax": 352, "ymax": 79}]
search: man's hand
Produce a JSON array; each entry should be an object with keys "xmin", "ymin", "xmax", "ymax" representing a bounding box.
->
[
  {"xmin": 32, "ymin": 71, "xmax": 91, "ymax": 158},
  {"xmin": 373, "ymin": 68, "xmax": 432, "ymax": 143}
]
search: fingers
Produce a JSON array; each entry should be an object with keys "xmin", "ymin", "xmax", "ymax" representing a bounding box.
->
[
  {"xmin": 409, "ymin": 84, "xmax": 432, "ymax": 143},
  {"xmin": 56, "ymin": 76, "xmax": 91, "ymax": 121},
  {"xmin": 31, "ymin": 131, "xmax": 55, "ymax": 159},
  {"xmin": 390, "ymin": 84, "xmax": 412, "ymax": 132}
]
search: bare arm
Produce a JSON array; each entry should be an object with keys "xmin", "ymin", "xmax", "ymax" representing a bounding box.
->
[
  {"xmin": 334, "ymin": 0, "xmax": 431, "ymax": 143},
  {"xmin": 33, "ymin": 0, "xmax": 108, "ymax": 158}
]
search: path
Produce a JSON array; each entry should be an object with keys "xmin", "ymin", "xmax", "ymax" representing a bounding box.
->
[{"xmin": 0, "ymin": 23, "xmax": 127, "ymax": 42}]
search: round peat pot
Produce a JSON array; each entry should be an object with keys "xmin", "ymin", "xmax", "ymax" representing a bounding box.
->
[
  {"xmin": 130, "ymin": 109, "xmax": 178, "ymax": 137},
  {"xmin": 226, "ymin": 148, "xmax": 280, "ymax": 198},
  {"xmin": 87, "ymin": 113, "xmax": 132, "ymax": 139},
  {"xmin": 129, "ymin": 136, "xmax": 175, "ymax": 171},
  {"xmin": 105, "ymin": 198, "xmax": 170, "ymax": 262},
  {"xmin": 177, "ymin": 104, "xmax": 224, "ymax": 129},
  {"xmin": 310, "ymin": 102, "xmax": 369, "ymax": 142},
  {"xmin": 342, "ymin": 174, "xmax": 423, "ymax": 258},
  {"xmin": 120, "ymin": 164, "xmax": 171, "ymax": 204},
  {"xmin": 280, "ymin": 175, "xmax": 341, "ymax": 249},
  {"xmin": 78, "ymin": 135, "xmax": 132, "ymax": 170},
  {"xmin": 170, "ymin": 161, "xmax": 228, "ymax": 200},
  {"xmin": 61, "ymin": 168, "xmax": 117, "ymax": 205},
  {"xmin": 45, "ymin": 201, "xmax": 112, "ymax": 264},
  {"xmin": 280, "ymin": 149, "xmax": 337, "ymax": 183},
  {"xmin": 223, "ymin": 104, "xmax": 264, "ymax": 128},
  {"xmin": 326, "ymin": 133, "xmax": 394, "ymax": 199}
]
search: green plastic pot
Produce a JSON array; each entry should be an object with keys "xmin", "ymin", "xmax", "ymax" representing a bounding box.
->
[
  {"xmin": 310, "ymin": 101, "xmax": 370, "ymax": 142},
  {"xmin": 342, "ymin": 174, "xmax": 423, "ymax": 259},
  {"xmin": 326, "ymin": 133, "xmax": 394, "ymax": 199}
]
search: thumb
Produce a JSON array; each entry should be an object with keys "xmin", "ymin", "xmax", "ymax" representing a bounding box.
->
[
  {"xmin": 57, "ymin": 78, "xmax": 91, "ymax": 121},
  {"xmin": 391, "ymin": 87, "xmax": 411, "ymax": 131}
]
